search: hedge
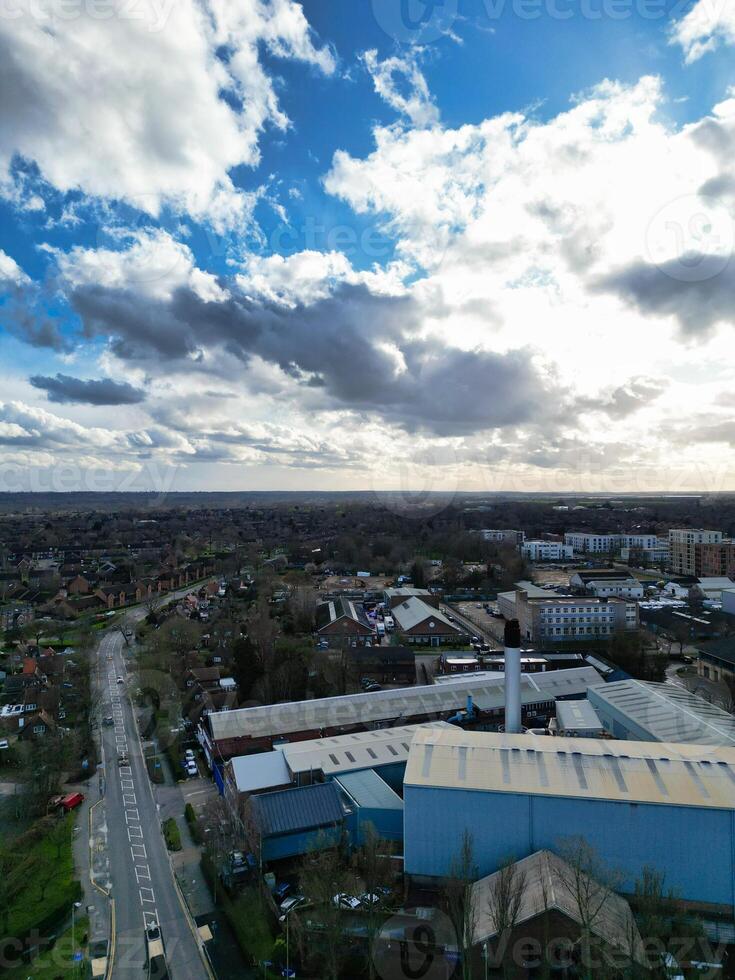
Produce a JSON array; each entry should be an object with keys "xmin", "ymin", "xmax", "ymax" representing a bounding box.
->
[
  {"xmin": 162, "ymin": 818, "xmax": 182, "ymax": 852},
  {"xmin": 184, "ymin": 804, "xmax": 204, "ymax": 845}
]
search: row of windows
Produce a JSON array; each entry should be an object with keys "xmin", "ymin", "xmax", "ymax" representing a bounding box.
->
[
  {"xmin": 541, "ymin": 615, "xmax": 614, "ymax": 624},
  {"xmin": 540, "ymin": 626, "xmax": 611, "ymax": 636}
]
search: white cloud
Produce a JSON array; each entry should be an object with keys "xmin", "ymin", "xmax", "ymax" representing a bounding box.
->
[
  {"xmin": 0, "ymin": 0, "xmax": 334, "ymax": 230},
  {"xmin": 51, "ymin": 229, "xmax": 227, "ymax": 302},
  {"xmin": 0, "ymin": 249, "xmax": 29, "ymax": 285},
  {"xmin": 362, "ymin": 49, "xmax": 439, "ymax": 128},
  {"xmin": 671, "ymin": 0, "xmax": 735, "ymax": 63}
]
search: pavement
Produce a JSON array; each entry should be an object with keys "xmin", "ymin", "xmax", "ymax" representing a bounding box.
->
[{"xmin": 90, "ymin": 608, "xmax": 213, "ymax": 980}]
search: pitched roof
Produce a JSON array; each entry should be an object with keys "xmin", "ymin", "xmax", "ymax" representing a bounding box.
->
[
  {"xmin": 404, "ymin": 726, "xmax": 735, "ymax": 809},
  {"xmin": 316, "ymin": 596, "xmax": 374, "ymax": 633},
  {"xmin": 471, "ymin": 850, "xmax": 645, "ymax": 963},
  {"xmin": 391, "ymin": 597, "xmax": 459, "ymax": 632},
  {"xmin": 250, "ymin": 781, "xmax": 344, "ymax": 836}
]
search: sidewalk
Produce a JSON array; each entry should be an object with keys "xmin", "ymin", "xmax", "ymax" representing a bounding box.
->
[{"xmin": 69, "ymin": 773, "xmax": 112, "ymax": 951}]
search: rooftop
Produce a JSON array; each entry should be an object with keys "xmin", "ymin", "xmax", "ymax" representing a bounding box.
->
[
  {"xmin": 555, "ymin": 698, "xmax": 604, "ymax": 733},
  {"xmin": 471, "ymin": 850, "xmax": 645, "ymax": 963},
  {"xmin": 228, "ymin": 749, "xmax": 291, "ymax": 793},
  {"xmin": 208, "ymin": 666, "xmax": 601, "ymax": 742},
  {"xmin": 404, "ymin": 727, "xmax": 735, "ymax": 809},
  {"xmin": 588, "ymin": 679, "xmax": 735, "ymax": 746},
  {"xmin": 249, "ymin": 781, "xmax": 345, "ymax": 837},
  {"xmin": 334, "ymin": 768, "xmax": 404, "ymax": 811},
  {"xmin": 391, "ymin": 596, "xmax": 459, "ymax": 632}
]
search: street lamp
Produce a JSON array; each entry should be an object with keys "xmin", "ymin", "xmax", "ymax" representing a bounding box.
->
[{"xmin": 278, "ymin": 899, "xmax": 307, "ymax": 978}]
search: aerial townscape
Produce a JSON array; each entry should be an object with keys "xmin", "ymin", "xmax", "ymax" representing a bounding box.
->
[
  {"xmin": 2, "ymin": 0, "xmax": 735, "ymax": 978},
  {"xmin": 1, "ymin": 492, "xmax": 735, "ymax": 978}
]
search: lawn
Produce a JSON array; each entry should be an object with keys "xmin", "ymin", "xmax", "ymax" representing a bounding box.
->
[
  {"xmin": 3, "ymin": 915, "xmax": 89, "ymax": 980},
  {"xmin": 5, "ymin": 814, "xmax": 82, "ymax": 940}
]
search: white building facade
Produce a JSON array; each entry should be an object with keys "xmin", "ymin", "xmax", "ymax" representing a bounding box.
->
[{"xmin": 521, "ymin": 540, "xmax": 574, "ymax": 562}]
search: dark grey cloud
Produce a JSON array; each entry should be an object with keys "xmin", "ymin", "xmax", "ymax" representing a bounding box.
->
[
  {"xmin": 593, "ymin": 258, "xmax": 735, "ymax": 336},
  {"xmin": 577, "ymin": 377, "xmax": 667, "ymax": 419},
  {"xmin": 29, "ymin": 372, "xmax": 146, "ymax": 405},
  {"xmin": 67, "ymin": 281, "xmax": 562, "ymax": 436}
]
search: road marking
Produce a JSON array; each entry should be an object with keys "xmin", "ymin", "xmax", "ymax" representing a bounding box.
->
[
  {"xmin": 119, "ymin": 766, "xmax": 132, "ymax": 775},
  {"xmin": 139, "ymin": 887, "xmax": 155, "ymax": 904},
  {"xmin": 125, "ymin": 809, "xmax": 141, "ymax": 823},
  {"xmin": 127, "ymin": 825, "xmax": 143, "ymax": 840},
  {"xmin": 135, "ymin": 864, "xmax": 151, "ymax": 881},
  {"xmin": 120, "ymin": 778, "xmax": 134, "ymax": 790},
  {"xmin": 123, "ymin": 793, "xmax": 137, "ymax": 805},
  {"xmin": 131, "ymin": 843, "xmax": 147, "ymax": 859}
]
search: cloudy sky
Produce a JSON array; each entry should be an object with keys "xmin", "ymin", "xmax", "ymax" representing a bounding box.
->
[{"xmin": 1, "ymin": 0, "xmax": 734, "ymax": 494}]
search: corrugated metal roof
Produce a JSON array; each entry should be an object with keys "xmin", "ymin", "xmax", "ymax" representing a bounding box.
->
[
  {"xmin": 282, "ymin": 723, "xmax": 450, "ymax": 777},
  {"xmin": 334, "ymin": 769, "xmax": 404, "ymax": 810},
  {"xmin": 472, "ymin": 850, "xmax": 645, "ymax": 963},
  {"xmin": 250, "ymin": 781, "xmax": 345, "ymax": 837},
  {"xmin": 229, "ymin": 749, "xmax": 291, "ymax": 792},
  {"xmin": 555, "ymin": 699, "xmax": 604, "ymax": 733},
  {"xmin": 588, "ymin": 679, "xmax": 735, "ymax": 746},
  {"xmin": 391, "ymin": 597, "xmax": 459, "ymax": 632},
  {"xmin": 209, "ymin": 666, "xmax": 601, "ymax": 741},
  {"xmin": 404, "ymin": 727, "xmax": 735, "ymax": 809}
]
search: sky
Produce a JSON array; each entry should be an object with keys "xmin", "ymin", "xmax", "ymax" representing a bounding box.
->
[{"xmin": 1, "ymin": 0, "xmax": 735, "ymax": 496}]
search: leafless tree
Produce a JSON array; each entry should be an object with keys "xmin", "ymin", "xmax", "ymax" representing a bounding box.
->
[
  {"xmin": 554, "ymin": 836, "xmax": 622, "ymax": 979},
  {"xmin": 297, "ymin": 837, "xmax": 357, "ymax": 980},
  {"xmin": 486, "ymin": 855, "xmax": 527, "ymax": 979},
  {"xmin": 353, "ymin": 822, "xmax": 394, "ymax": 980},
  {"xmin": 443, "ymin": 830, "xmax": 477, "ymax": 980}
]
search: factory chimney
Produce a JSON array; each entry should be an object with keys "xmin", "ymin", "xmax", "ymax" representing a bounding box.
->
[{"xmin": 504, "ymin": 618, "xmax": 522, "ymax": 734}]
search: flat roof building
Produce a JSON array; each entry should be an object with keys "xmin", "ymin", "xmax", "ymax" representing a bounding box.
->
[{"xmin": 554, "ymin": 698, "xmax": 605, "ymax": 738}]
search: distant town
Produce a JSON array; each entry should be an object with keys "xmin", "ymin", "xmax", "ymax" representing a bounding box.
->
[{"xmin": 0, "ymin": 492, "xmax": 733, "ymax": 978}]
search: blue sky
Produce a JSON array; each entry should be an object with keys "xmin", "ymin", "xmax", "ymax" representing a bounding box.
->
[{"xmin": 0, "ymin": 0, "xmax": 734, "ymax": 492}]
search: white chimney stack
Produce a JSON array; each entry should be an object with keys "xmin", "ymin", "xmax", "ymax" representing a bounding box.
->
[{"xmin": 504, "ymin": 618, "xmax": 522, "ymax": 734}]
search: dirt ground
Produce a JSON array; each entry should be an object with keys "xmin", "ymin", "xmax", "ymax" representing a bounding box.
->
[{"xmin": 321, "ymin": 575, "xmax": 393, "ymax": 591}]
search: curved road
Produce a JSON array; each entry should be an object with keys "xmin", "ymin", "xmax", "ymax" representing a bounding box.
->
[{"xmin": 94, "ymin": 607, "xmax": 210, "ymax": 980}]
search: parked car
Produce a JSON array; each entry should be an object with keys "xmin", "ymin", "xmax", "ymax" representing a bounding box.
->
[
  {"xmin": 185, "ymin": 761, "xmax": 198, "ymax": 777},
  {"xmin": 364, "ymin": 682, "xmax": 382, "ymax": 692},
  {"xmin": 118, "ymin": 754, "xmax": 129, "ymax": 767},
  {"xmin": 102, "ymin": 716, "xmax": 114, "ymax": 727},
  {"xmin": 184, "ymin": 749, "xmax": 196, "ymax": 761},
  {"xmin": 274, "ymin": 881, "xmax": 291, "ymax": 902},
  {"xmin": 116, "ymin": 676, "xmax": 124, "ymax": 684},
  {"xmin": 332, "ymin": 894, "xmax": 361, "ymax": 911},
  {"xmin": 279, "ymin": 895, "xmax": 306, "ymax": 915}
]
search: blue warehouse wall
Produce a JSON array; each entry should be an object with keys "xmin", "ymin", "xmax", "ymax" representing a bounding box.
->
[
  {"xmin": 404, "ymin": 787, "xmax": 735, "ymax": 908},
  {"xmin": 262, "ymin": 825, "xmax": 341, "ymax": 862}
]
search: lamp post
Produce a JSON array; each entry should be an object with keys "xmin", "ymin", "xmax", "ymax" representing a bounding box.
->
[{"xmin": 278, "ymin": 899, "xmax": 306, "ymax": 978}]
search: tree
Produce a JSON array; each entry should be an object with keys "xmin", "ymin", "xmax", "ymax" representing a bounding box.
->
[
  {"xmin": 554, "ymin": 836, "xmax": 623, "ymax": 980},
  {"xmin": 633, "ymin": 865, "xmax": 705, "ymax": 978},
  {"xmin": 354, "ymin": 823, "xmax": 394, "ymax": 980},
  {"xmin": 443, "ymin": 831, "xmax": 477, "ymax": 980},
  {"xmin": 410, "ymin": 561, "xmax": 426, "ymax": 588},
  {"xmin": 297, "ymin": 840, "xmax": 357, "ymax": 980},
  {"xmin": 485, "ymin": 855, "xmax": 527, "ymax": 980}
]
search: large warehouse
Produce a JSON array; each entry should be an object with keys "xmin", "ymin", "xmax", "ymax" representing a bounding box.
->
[
  {"xmin": 403, "ymin": 726, "xmax": 735, "ymax": 909},
  {"xmin": 201, "ymin": 666, "xmax": 599, "ymax": 759},
  {"xmin": 588, "ymin": 679, "xmax": 735, "ymax": 746}
]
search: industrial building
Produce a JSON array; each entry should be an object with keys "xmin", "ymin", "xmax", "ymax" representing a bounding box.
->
[
  {"xmin": 403, "ymin": 726, "xmax": 735, "ymax": 909},
  {"xmin": 202, "ymin": 665, "xmax": 600, "ymax": 759},
  {"xmin": 569, "ymin": 570, "xmax": 644, "ymax": 599},
  {"xmin": 390, "ymin": 596, "xmax": 463, "ymax": 645},
  {"xmin": 553, "ymin": 698, "xmax": 605, "ymax": 738},
  {"xmin": 247, "ymin": 781, "xmax": 345, "ymax": 863},
  {"xmin": 315, "ymin": 596, "xmax": 375, "ymax": 646},
  {"xmin": 587, "ymin": 678, "xmax": 735, "ymax": 746}
]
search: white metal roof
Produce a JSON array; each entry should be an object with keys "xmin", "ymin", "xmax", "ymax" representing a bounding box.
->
[
  {"xmin": 208, "ymin": 666, "xmax": 601, "ymax": 741},
  {"xmin": 228, "ymin": 749, "xmax": 291, "ymax": 792},
  {"xmin": 404, "ymin": 727, "xmax": 735, "ymax": 809},
  {"xmin": 391, "ymin": 597, "xmax": 459, "ymax": 632},
  {"xmin": 588, "ymin": 679, "xmax": 735, "ymax": 747},
  {"xmin": 555, "ymin": 698, "xmax": 604, "ymax": 733},
  {"xmin": 282, "ymin": 723, "xmax": 450, "ymax": 777}
]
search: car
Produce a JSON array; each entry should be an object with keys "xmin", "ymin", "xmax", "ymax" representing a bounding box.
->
[
  {"xmin": 102, "ymin": 716, "xmax": 114, "ymax": 727},
  {"xmin": 118, "ymin": 754, "xmax": 129, "ymax": 767},
  {"xmin": 184, "ymin": 749, "xmax": 196, "ymax": 761},
  {"xmin": 116, "ymin": 676, "xmax": 124, "ymax": 684},
  {"xmin": 446, "ymin": 614, "xmax": 455, "ymax": 622},
  {"xmin": 332, "ymin": 894, "xmax": 361, "ymax": 911},
  {"xmin": 185, "ymin": 762, "xmax": 198, "ymax": 777},
  {"xmin": 364, "ymin": 682, "xmax": 382, "ymax": 692},
  {"xmin": 359, "ymin": 892, "xmax": 382, "ymax": 908},
  {"xmin": 273, "ymin": 881, "xmax": 291, "ymax": 902},
  {"xmin": 279, "ymin": 895, "xmax": 306, "ymax": 915},
  {"xmin": 476, "ymin": 603, "xmax": 482, "ymax": 609}
]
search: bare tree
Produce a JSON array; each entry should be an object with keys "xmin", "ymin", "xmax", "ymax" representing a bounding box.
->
[
  {"xmin": 486, "ymin": 855, "xmax": 527, "ymax": 980},
  {"xmin": 353, "ymin": 822, "xmax": 394, "ymax": 980},
  {"xmin": 554, "ymin": 836, "xmax": 622, "ymax": 979},
  {"xmin": 297, "ymin": 838, "xmax": 357, "ymax": 980},
  {"xmin": 443, "ymin": 830, "xmax": 477, "ymax": 980}
]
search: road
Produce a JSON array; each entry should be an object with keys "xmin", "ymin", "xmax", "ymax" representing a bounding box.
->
[{"xmin": 94, "ymin": 601, "xmax": 211, "ymax": 980}]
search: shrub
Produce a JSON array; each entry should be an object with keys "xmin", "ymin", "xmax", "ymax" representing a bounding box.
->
[{"xmin": 162, "ymin": 818, "xmax": 182, "ymax": 852}]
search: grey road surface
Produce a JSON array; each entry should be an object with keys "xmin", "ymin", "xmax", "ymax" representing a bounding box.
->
[{"xmin": 95, "ymin": 606, "xmax": 210, "ymax": 980}]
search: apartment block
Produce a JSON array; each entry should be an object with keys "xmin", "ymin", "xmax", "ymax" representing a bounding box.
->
[
  {"xmin": 520, "ymin": 540, "xmax": 573, "ymax": 561},
  {"xmin": 669, "ymin": 529, "xmax": 724, "ymax": 576},
  {"xmin": 500, "ymin": 589, "xmax": 639, "ymax": 644},
  {"xmin": 564, "ymin": 532, "xmax": 621, "ymax": 554},
  {"xmin": 479, "ymin": 529, "xmax": 525, "ymax": 545}
]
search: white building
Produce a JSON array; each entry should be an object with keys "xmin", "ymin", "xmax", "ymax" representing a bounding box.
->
[
  {"xmin": 478, "ymin": 529, "xmax": 525, "ymax": 545},
  {"xmin": 564, "ymin": 532, "xmax": 620, "ymax": 554},
  {"xmin": 520, "ymin": 540, "xmax": 573, "ymax": 562}
]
